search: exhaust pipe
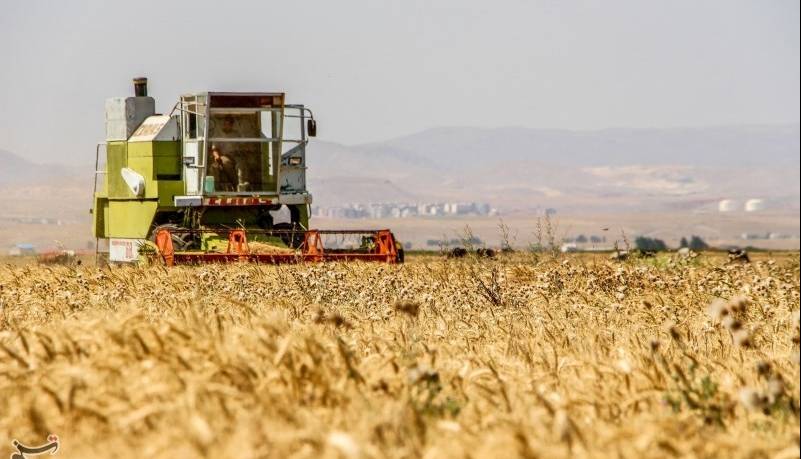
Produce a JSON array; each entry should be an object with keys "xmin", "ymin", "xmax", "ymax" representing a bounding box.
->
[{"xmin": 133, "ymin": 77, "xmax": 148, "ymax": 97}]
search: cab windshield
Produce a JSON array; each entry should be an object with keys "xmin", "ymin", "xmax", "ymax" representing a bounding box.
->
[{"xmin": 205, "ymin": 108, "xmax": 281, "ymax": 194}]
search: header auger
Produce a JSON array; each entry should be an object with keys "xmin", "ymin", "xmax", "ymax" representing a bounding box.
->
[{"xmin": 91, "ymin": 77, "xmax": 403, "ymax": 265}]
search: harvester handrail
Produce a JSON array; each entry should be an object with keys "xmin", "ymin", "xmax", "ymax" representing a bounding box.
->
[
  {"xmin": 169, "ymin": 102, "xmax": 206, "ymax": 118},
  {"xmin": 207, "ymin": 137, "xmax": 280, "ymax": 143},
  {"xmin": 93, "ymin": 142, "xmax": 108, "ymax": 265}
]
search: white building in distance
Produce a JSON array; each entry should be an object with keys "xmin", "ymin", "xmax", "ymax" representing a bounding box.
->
[
  {"xmin": 744, "ymin": 199, "xmax": 765, "ymax": 212},
  {"xmin": 718, "ymin": 199, "xmax": 738, "ymax": 212}
]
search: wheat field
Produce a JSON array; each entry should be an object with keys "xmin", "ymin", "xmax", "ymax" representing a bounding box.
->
[{"xmin": 0, "ymin": 253, "xmax": 799, "ymax": 458}]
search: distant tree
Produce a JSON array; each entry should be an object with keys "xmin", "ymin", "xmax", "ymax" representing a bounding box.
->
[
  {"xmin": 635, "ymin": 236, "xmax": 668, "ymax": 252},
  {"xmin": 689, "ymin": 235, "xmax": 709, "ymax": 251},
  {"xmin": 679, "ymin": 237, "xmax": 689, "ymax": 248},
  {"xmin": 576, "ymin": 234, "xmax": 588, "ymax": 243}
]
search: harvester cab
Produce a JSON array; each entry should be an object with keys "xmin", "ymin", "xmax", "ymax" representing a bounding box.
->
[{"xmin": 92, "ymin": 78, "xmax": 401, "ymax": 265}]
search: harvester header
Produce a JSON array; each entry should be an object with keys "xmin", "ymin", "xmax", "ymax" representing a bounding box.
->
[{"xmin": 92, "ymin": 77, "xmax": 402, "ymax": 265}]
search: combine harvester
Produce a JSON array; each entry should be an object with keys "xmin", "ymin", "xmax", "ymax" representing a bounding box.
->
[{"xmin": 92, "ymin": 78, "xmax": 402, "ymax": 265}]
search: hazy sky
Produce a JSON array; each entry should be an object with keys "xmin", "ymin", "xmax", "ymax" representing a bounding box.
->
[{"xmin": 1, "ymin": 0, "xmax": 799, "ymax": 164}]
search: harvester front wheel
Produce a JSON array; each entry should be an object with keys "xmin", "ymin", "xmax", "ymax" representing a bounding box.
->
[{"xmin": 150, "ymin": 224, "xmax": 194, "ymax": 251}]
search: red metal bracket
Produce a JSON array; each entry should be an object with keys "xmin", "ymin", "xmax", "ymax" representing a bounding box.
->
[
  {"xmin": 302, "ymin": 230, "xmax": 324, "ymax": 261},
  {"xmin": 227, "ymin": 229, "xmax": 249, "ymax": 255},
  {"xmin": 154, "ymin": 228, "xmax": 175, "ymax": 267},
  {"xmin": 375, "ymin": 229, "xmax": 399, "ymax": 263}
]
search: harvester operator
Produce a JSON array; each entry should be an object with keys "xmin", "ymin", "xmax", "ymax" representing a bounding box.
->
[
  {"xmin": 209, "ymin": 145, "xmax": 237, "ymax": 191},
  {"xmin": 211, "ymin": 114, "xmax": 251, "ymax": 191}
]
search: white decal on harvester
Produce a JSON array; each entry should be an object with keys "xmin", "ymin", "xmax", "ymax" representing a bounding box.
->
[{"xmin": 109, "ymin": 239, "xmax": 144, "ymax": 262}]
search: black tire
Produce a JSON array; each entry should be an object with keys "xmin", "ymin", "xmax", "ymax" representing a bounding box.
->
[{"xmin": 151, "ymin": 224, "xmax": 193, "ymax": 250}]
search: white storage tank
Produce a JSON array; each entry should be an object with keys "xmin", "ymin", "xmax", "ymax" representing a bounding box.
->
[
  {"xmin": 718, "ymin": 199, "xmax": 738, "ymax": 212},
  {"xmin": 744, "ymin": 199, "xmax": 765, "ymax": 212}
]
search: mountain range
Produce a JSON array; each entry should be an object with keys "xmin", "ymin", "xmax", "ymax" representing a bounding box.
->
[
  {"xmin": 306, "ymin": 124, "xmax": 800, "ymax": 211},
  {"xmin": 1, "ymin": 124, "xmax": 799, "ymax": 213}
]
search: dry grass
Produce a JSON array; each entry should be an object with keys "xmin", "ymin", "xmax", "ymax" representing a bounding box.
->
[{"xmin": 0, "ymin": 253, "xmax": 799, "ymax": 458}]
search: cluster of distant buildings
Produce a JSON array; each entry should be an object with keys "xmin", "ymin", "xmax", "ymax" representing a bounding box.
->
[
  {"xmin": 562, "ymin": 234, "xmax": 608, "ymax": 244},
  {"xmin": 717, "ymin": 199, "xmax": 799, "ymax": 242},
  {"xmin": 740, "ymin": 232, "xmax": 796, "ymax": 241},
  {"xmin": 1, "ymin": 216, "xmax": 64, "ymax": 225},
  {"xmin": 313, "ymin": 202, "xmax": 498, "ymax": 219},
  {"xmin": 718, "ymin": 199, "xmax": 766, "ymax": 212}
]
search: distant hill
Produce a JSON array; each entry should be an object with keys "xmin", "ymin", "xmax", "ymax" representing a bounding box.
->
[
  {"xmin": 0, "ymin": 149, "xmax": 38, "ymax": 182},
  {"xmin": 307, "ymin": 125, "xmax": 800, "ymax": 210},
  {"xmin": 374, "ymin": 125, "xmax": 800, "ymax": 169},
  {"xmin": 0, "ymin": 149, "xmax": 77, "ymax": 184},
  {"xmin": 1, "ymin": 123, "xmax": 799, "ymax": 211}
]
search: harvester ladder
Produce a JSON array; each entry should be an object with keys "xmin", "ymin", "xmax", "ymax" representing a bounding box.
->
[{"xmin": 93, "ymin": 142, "xmax": 107, "ymax": 265}]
